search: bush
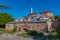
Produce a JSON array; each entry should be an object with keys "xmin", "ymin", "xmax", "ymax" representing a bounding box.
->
[
  {"xmin": 0, "ymin": 28, "xmax": 16, "ymax": 34},
  {"xmin": 17, "ymin": 32, "xmax": 29, "ymax": 37},
  {"xmin": 16, "ymin": 30, "xmax": 44, "ymax": 37},
  {"xmin": 38, "ymin": 32, "xmax": 43, "ymax": 36},
  {"xmin": 27, "ymin": 30, "xmax": 38, "ymax": 36}
]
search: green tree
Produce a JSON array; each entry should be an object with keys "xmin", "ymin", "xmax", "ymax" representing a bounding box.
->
[
  {"xmin": 0, "ymin": 12, "xmax": 14, "ymax": 28},
  {"xmin": 56, "ymin": 26, "xmax": 60, "ymax": 39},
  {"xmin": 54, "ymin": 16, "xmax": 60, "ymax": 20}
]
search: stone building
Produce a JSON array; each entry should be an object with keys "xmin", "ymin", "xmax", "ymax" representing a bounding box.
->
[{"xmin": 5, "ymin": 8, "xmax": 58, "ymax": 32}]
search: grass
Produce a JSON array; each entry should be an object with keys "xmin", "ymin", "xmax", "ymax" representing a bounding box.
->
[
  {"xmin": 0, "ymin": 28, "xmax": 16, "ymax": 34},
  {"xmin": 51, "ymin": 32, "xmax": 57, "ymax": 35},
  {"xmin": 51, "ymin": 31, "xmax": 57, "ymax": 36},
  {"xmin": 45, "ymin": 28, "xmax": 60, "ymax": 40}
]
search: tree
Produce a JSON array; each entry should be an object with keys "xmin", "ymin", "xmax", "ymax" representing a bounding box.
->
[
  {"xmin": 54, "ymin": 16, "xmax": 60, "ymax": 38},
  {"xmin": 0, "ymin": 4, "xmax": 13, "ymax": 28},
  {"xmin": 54, "ymin": 16, "xmax": 60, "ymax": 20},
  {"xmin": 0, "ymin": 12, "xmax": 14, "ymax": 28},
  {"xmin": 56, "ymin": 26, "xmax": 60, "ymax": 39}
]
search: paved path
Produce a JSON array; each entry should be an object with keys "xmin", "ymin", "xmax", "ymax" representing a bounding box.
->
[
  {"xmin": 0, "ymin": 33, "xmax": 51, "ymax": 40},
  {"xmin": 0, "ymin": 34, "xmax": 34, "ymax": 40}
]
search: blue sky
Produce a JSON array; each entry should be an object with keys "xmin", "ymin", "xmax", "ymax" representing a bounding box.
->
[{"xmin": 0, "ymin": 0, "xmax": 60, "ymax": 18}]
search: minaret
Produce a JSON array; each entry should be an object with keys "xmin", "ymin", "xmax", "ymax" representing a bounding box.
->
[{"xmin": 31, "ymin": 7, "xmax": 33, "ymax": 13}]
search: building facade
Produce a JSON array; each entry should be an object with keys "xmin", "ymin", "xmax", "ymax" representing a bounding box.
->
[{"xmin": 5, "ymin": 8, "xmax": 59, "ymax": 32}]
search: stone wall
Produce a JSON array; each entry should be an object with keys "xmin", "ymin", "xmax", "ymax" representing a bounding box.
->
[
  {"xmin": 27, "ymin": 22, "xmax": 47, "ymax": 32},
  {"xmin": 5, "ymin": 22, "xmax": 48, "ymax": 32},
  {"xmin": 47, "ymin": 21, "xmax": 52, "ymax": 32},
  {"xmin": 5, "ymin": 24, "xmax": 15, "ymax": 30},
  {"xmin": 5, "ymin": 23, "xmax": 25, "ymax": 31}
]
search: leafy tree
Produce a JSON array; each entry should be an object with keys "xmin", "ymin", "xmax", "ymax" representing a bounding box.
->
[
  {"xmin": 0, "ymin": 12, "xmax": 14, "ymax": 28},
  {"xmin": 54, "ymin": 16, "xmax": 60, "ymax": 39},
  {"xmin": 54, "ymin": 16, "xmax": 60, "ymax": 20},
  {"xmin": 56, "ymin": 26, "xmax": 60, "ymax": 38},
  {"xmin": 0, "ymin": 4, "xmax": 13, "ymax": 28}
]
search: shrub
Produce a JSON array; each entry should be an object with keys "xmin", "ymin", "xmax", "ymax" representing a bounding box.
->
[
  {"xmin": 0, "ymin": 28, "xmax": 16, "ymax": 34},
  {"xmin": 27, "ymin": 30, "xmax": 38, "ymax": 36},
  {"xmin": 17, "ymin": 32, "xmax": 29, "ymax": 37},
  {"xmin": 38, "ymin": 32, "xmax": 43, "ymax": 36}
]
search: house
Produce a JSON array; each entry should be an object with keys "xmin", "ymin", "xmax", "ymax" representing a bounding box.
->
[{"xmin": 5, "ymin": 8, "xmax": 58, "ymax": 32}]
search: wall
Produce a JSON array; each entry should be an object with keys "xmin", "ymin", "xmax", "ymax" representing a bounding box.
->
[
  {"xmin": 28, "ymin": 22, "xmax": 47, "ymax": 32},
  {"xmin": 5, "ymin": 24, "xmax": 15, "ymax": 30},
  {"xmin": 47, "ymin": 21, "xmax": 52, "ymax": 32},
  {"xmin": 5, "ymin": 23, "xmax": 25, "ymax": 31}
]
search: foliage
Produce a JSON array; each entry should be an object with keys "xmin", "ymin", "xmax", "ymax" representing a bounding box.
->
[
  {"xmin": 56, "ymin": 26, "xmax": 60, "ymax": 38},
  {"xmin": 0, "ymin": 28, "xmax": 16, "ymax": 34},
  {"xmin": 54, "ymin": 16, "xmax": 60, "ymax": 20},
  {"xmin": 27, "ymin": 30, "xmax": 43, "ymax": 36},
  {"xmin": 54, "ymin": 16, "xmax": 60, "ymax": 38},
  {"xmin": 47, "ymin": 26, "xmax": 60, "ymax": 39},
  {"xmin": 18, "ymin": 32, "xmax": 29, "ymax": 37},
  {"xmin": 51, "ymin": 31, "xmax": 57, "ymax": 36},
  {"xmin": 38, "ymin": 32, "xmax": 43, "ymax": 36},
  {"xmin": 0, "ymin": 12, "xmax": 13, "ymax": 27},
  {"xmin": 16, "ymin": 30, "xmax": 43, "ymax": 37},
  {"xmin": 27, "ymin": 30, "xmax": 38, "ymax": 36}
]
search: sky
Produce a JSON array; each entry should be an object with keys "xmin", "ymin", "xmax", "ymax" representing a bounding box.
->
[{"xmin": 0, "ymin": 0, "xmax": 60, "ymax": 18}]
